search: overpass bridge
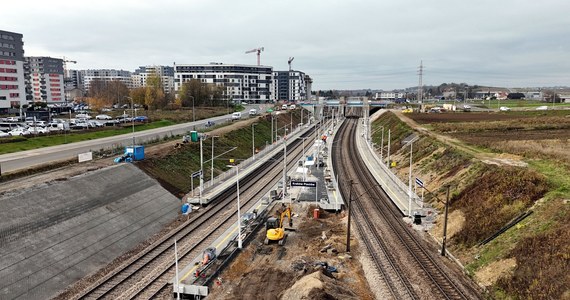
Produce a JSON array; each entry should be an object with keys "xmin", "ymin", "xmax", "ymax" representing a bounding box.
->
[{"xmin": 298, "ymin": 99, "xmax": 389, "ymax": 119}]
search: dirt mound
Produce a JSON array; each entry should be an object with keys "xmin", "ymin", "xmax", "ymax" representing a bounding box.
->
[
  {"xmin": 231, "ymin": 268, "xmax": 296, "ymax": 299},
  {"xmin": 281, "ymin": 271, "xmax": 358, "ymax": 300}
]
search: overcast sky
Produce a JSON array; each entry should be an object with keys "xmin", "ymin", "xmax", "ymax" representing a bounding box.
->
[{"xmin": 2, "ymin": 0, "xmax": 569, "ymax": 90}]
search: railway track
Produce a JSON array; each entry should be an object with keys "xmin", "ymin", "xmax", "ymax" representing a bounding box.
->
[
  {"xmin": 68, "ymin": 127, "xmax": 318, "ymax": 300},
  {"xmin": 332, "ymin": 119, "xmax": 480, "ymax": 300}
]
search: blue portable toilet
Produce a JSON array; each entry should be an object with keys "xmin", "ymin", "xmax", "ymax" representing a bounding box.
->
[{"xmin": 125, "ymin": 145, "xmax": 145, "ymax": 161}]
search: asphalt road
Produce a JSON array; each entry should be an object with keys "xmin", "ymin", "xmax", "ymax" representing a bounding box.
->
[{"xmin": 0, "ymin": 111, "xmax": 254, "ymax": 175}]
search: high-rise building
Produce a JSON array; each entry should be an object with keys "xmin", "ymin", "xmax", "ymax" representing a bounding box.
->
[
  {"xmin": 272, "ymin": 70, "xmax": 307, "ymax": 102},
  {"xmin": 174, "ymin": 63, "xmax": 274, "ymax": 103},
  {"xmin": 0, "ymin": 30, "xmax": 26, "ymax": 109},
  {"xmin": 132, "ymin": 65, "xmax": 174, "ymax": 93},
  {"xmin": 81, "ymin": 69, "xmax": 133, "ymax": 93},
  {"xmin": 24, "ymin": 56, "xmax": 65, "ymax": 103}
]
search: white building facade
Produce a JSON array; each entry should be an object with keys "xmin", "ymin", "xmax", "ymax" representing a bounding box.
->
[
  {"xmin": 0, "ymin": 30, "xmax": 26, "ymax": 109},
  {"xmin": 174, "ymin": 63, "xmax": 274, "ymax": 103},
  {"xmin": 24, "ymin": 56, "xmax": 65, "ymax": 103},
  {"xmin": 375, "ymin": 91, "xmax": 405, "ymax": 100},
  {"xmin": 81, "ymin": 69, "xmax": 133, "ymax": 93},
  {"xmin": 132, "ymin": 65, "xmax": 174, "ymax": 93}
]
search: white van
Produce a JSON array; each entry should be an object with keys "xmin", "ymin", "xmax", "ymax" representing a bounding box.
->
[
  {"xmin": 232, "ymin": 112, "xmax": 242, "ymax": 120},
  {"xmin": 281, "ymin": 104, "xmax": 288, "ymax": 110},
  {"xmin": 249, "ymin": 109, "xmax": 258, "ymax": 116}
]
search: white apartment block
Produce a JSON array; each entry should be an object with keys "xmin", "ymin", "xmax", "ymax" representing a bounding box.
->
[
  {"xmin": 132, "ymin": 65, "xmax": 174, "ymax": 93},
  {"xmin": 0, "ymin": 30, "xmax": 26, "ymax": 109},
  {"xmin": 174, "ymin": 63, "xmax": 274, "ymax": 103},
  {"xmin": 25, "ymin": 56, "xmax": 65, "ymax": 103},
  {"xmin": 81, "ymin": 69, "xmax": 133, "ymax": 93},
  {"xmin": 273, "ymin": 70, "xmax": 307, "ymax": 102},
  {"xmin": 375, "ymin": 91, "xmax": 405, "ymax": 100}
]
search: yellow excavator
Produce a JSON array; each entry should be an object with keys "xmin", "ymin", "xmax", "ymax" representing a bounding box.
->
[{"xmin": 265, "ymin": 204, "xmax": 293, "ymax": 246}]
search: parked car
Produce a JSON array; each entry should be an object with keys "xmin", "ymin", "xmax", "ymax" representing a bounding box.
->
[
  {"xmin": 28, "ymin": 126, "xmax": 49, "ymax": 134},
  {"xmin": 133, "ymin": 116, "xmax": 149, "ymax": 122},
  {"xmin": 499, "ymin": 106, "xmax": 511, "ymax": 111},
  {"xmin": 71, "ymin": 122, "xmax": 89, "ymax": 130},
  {"xmin": 95, "ymin": 114, "xmax": 112, "ymax": 120},
  {"xmin": 75, "ymin": 113, "xmax": 92, "ymax": 119},
  {"xmin": 536, "ymin": 106, "xmax": 548, "ymax": 111},
  {"xmin": 0, "ymin": 130, "xmax": 9, "ymax": 138},
  {"xmin": 6, "ymin": 117, "xmax": 20, "ymax": 122},
  {"xmin": 8, "ymin": 127, "xmax": 31, "ymax": 136},
  {"xmin": 289, "ymin": 104, "xmax": 296, "ymax": 110},
  {"xmin": 47, "ymin": 122, "xmax": 70, "ymax": 132},
  {"xmin": 88, "ymin": 120, "xmax": 104, "ymax": 128}
]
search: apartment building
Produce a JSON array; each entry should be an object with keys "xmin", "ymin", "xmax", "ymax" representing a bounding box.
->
[
  {"xmin": 24, "ymin": 56, "xmax": 65, "ymax": 103},
  {"xmin": 272, "ymin": 70, "xmax": 307, "ymax": 102},
  {"xmin": 0, "ymin": 30, "xmax": 26, "ymax": 109},
  {"xmin": 132, "ymin": 65, "xmax": 174, "ymax": 93},
  {"xmin": 81, "ymin": 69, "xmax": 132, "ymax": 93},
  {"xmin": 174, "ymin": 63, "xmax": 273, "ymax": 103}
]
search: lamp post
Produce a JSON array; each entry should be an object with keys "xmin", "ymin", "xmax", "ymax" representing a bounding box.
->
[
  {"xmin": 227, "ymin": 164, "xmax": 243, "ymax": 249},
  {"xmin": 282, "ymin": 127, "xmax": 289, "ymax": 202},
  {"xmin": 252, "ymin": 123, "xmax": 257, "ymax": 160},
  {"xmin": 211, "ymin": 135, "xmax": 219, "ymax": 186},
  {"xmin": 125, "ymin": 96, "xmax": 135, "ymax": 148},
  {"xmin": 271, "ymin": 113, "xmax": 274, "ymax": 144},
  {"xmin": 405, "ymin": 137, "xmax": 419, "ymax": 217}
]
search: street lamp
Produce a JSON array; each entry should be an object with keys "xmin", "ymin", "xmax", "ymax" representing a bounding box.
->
[
  {"xmin": 405, "ymin": 136, "xmax": 419, "ymax": 217},
  {"xmin": 252, "ymin": 123, "xmax": 257, "ymax": 160},
  {"xmin": 227, "ymin": 164, "xmax": 243, "ymax": 249},
  {"xmin": 124, "ymin": 96, "xmax": 135, "ymax": 148},
  {"xmin": 282, "ymin": 127, "xmax": 289, "ymax": 202}
]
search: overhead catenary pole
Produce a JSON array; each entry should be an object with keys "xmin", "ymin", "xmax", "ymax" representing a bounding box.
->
[
  {"xmin": 236, "ymin": 166, "xmax": 242, "ymax": 248},
  {"xmin": 199, "ymin": 135, "xmax": 203, "ymax": 205},
  {"xmin": 380, "ymin": 126, "xmax": 384, "ymax": 161},
  {"xmin": 408, "ymin": 139, "xmax": 415, "ymax": 217},
  {"xmin": 252, "ymin": 123, "xmax": 257, "ymax": 160},
  {"xmin": 346, "ymin": 180, "xmax": 354, "ymax": 252},
  {"xmin": 174, "ymin": 239, "xmax": 180, "ymax": 300},
  {"xmin": 387, "ymin": 129, "xmax": 391, "ymax": 166},
  {"xmin": 441, "ymin": 185, "xmax": 451, "ymax": 256},
  {"xmin": 211, "ymin": 135, "xmax": 219, "ymax": 187},
  {"xmin": 283, "ymin": 128, "xmax": 288, "ymax": 203}
]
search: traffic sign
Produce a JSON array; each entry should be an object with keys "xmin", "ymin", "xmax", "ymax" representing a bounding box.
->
[
  {"xmin": 415, "ymin": 177, "xmax": 424, "ymax": 188},
  {"xmin": 191, "ymin": 170, "xmax": 202, "ymax": 178},
  {"xmin": 290, "ymin": 181, "xmax": 317, "ymax": 187}
]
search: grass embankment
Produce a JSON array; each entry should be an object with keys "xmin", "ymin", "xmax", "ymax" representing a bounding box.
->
[
  {"xmin": 0, "ymin": 108, "xmax": 228, "ymax": 155},
  {"xmin": 372, "ymin": 111, "xmax": 570, "ymax": 300},
  {"xmin": 136, "ymin": 110, "xmax": 303, "ymax": 198}
]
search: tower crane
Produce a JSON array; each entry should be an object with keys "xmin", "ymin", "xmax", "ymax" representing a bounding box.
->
[
  {"xmin": 245, "ymin": 47, "xmax": 264, "ymax": 66},
  {"xmin": 288, "ymin": 57, "xmax": 294, "ymax": 71},
  {"xmin": 62, "ymin": 57, "xmax": 77, "ymax": 104}
]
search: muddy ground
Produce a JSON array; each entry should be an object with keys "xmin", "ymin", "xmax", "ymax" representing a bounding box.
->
[{"xmin": 206, "ymin": 203, "xmax": 374, "ymax": 300}]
